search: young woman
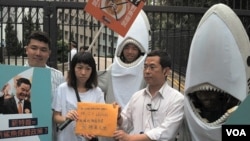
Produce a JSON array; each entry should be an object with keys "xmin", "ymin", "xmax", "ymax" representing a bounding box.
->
[{"xmin": 52, "ymin": 52, "xmax": 105, "ymax": 141}]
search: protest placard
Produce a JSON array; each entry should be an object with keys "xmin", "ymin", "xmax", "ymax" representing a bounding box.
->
[
  {"xmin": 85, "ymin": 0, "xmax": 145, "ymax": 37},
  {"xmin": 75, "ymin": 102, "xmax": 118, "ymax": 137}
]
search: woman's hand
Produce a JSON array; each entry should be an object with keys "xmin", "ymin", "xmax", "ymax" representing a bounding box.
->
[
  {"xmin": 66, "ymin": 110, "xmax": 78, "ymax": 121},
  {"xmin": 113, "ymin": 130, "xmax": 130, "ymax": 141},
  {"xmin": 80, "ymin": 133, "xmax": 97, "ymax": 140}
]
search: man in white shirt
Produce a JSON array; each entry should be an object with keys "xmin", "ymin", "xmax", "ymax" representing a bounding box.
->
[
  {"xmin": 68, "ymin": 41, "xmax": 77, "ymax": 71},
  {"xmin": 25, "ymin": 31, "xmax": 65, "ymax": 141},
  {"xmin": 114, "ymin": 50, "xmax": 184, "ymax": 141}
]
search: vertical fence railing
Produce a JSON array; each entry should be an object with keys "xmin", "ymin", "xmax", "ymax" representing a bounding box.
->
[{"xmin": 1, "ymin": 0, "xmax": 250, "ymax": 92}]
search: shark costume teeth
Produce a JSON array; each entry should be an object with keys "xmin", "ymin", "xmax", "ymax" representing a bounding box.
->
[
  {"xmin": 111, "ymin": 10, "xmax": 151, "ymax": 108},
  {"xmin": 183, "ymin": 3, "xmax": 250, "ymax": 141}
]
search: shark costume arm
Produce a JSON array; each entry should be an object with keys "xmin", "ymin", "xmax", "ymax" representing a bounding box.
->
[
  {"xmin": 98, "ymin": 10, "xmax": 151, "ymax": 108},
  {"xmin": 178, "ymin": 3, "xmax": 250, "ymax": 141},
  {"xmin": 98, "ymin": 65, "xmax": 112, "ymax": 96}
]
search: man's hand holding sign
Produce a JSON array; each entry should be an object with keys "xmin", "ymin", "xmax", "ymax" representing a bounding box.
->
[{"xmin": 75, "ymin": 103, "xmax": 119, "ymax": 138}]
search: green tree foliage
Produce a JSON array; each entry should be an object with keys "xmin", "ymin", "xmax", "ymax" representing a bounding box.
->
[
  {"xmin": 23, "ymin": 14, "xmax": 35, "ymax": 45},
  {"xmin": 57, "ymin": 25, "xmax": 63, "ymax": 40},
  {"xmin": 57, "ymin": 40, "xmax": 68, "ymax": 63},
  {"xmin": 5, "ymin": 17, "xmax": 22, "ymax": 56},
  {"xmin": 22, "ymin": 13, "xmax": 41, "ymax": 56}
]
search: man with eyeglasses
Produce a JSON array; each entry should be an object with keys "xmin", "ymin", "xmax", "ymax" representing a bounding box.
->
[{"xmin": 114, "ymin": 50, "xmax": 184, "ymax": 141}]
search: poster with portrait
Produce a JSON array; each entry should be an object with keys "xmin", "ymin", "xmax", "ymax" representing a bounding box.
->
[
  {"xmin": 0, "ymin": 64, "xmax": 52, "ymax": 141},
  {"xmin": 84, "ymin": 0, "xmax": 145, "ymax": 37}
]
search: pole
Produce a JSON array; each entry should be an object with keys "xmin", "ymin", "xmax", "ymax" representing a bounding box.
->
[{"xmin": 87, "ymin": 24, "xmax": 105, "ymax": 52}]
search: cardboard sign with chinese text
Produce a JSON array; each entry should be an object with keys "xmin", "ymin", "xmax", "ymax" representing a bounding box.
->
[
  {"xmin": 75, "ymin": 102, "xmax": 118, "ymax": 137},
  {"xmin": 84, "ymin": 0, "xmax": 145, "ymax": 37},
  {"xmin": 0, "ymin": 64, "xmax": 52, "ymax": 141}
]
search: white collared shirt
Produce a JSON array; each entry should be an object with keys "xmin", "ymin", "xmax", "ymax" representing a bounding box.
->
[
  {"xmin": 24, "ymin": 62, "xmax": 65, "ymax": 100},
  {"xmin": 120, "ymin": 82, "xmax": 184, "ymax": 141},
  {"xmin": 14, "ymin": 95, "xmax": 23, "ymax": 108}
]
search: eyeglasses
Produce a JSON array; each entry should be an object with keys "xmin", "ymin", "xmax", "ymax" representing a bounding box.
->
[{"xmin": 144, "ymin": 65, "xmax": 158, "ymax": 71}]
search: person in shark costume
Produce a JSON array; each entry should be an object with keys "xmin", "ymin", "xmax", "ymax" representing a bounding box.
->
[
  {"xmin": 98, "ymin": 10, "xmax": 151, "ymax": 109},
  {"xmin": 178, "ymin": 3, "xmax": 250, "ymax": 141},
  {"xmin": 98, "ymin": 10, "xmax": 151, "ymax": 141}
]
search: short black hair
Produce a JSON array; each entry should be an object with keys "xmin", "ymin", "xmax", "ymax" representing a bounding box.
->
[
  {"xmin": 67, "ymin": 52, "xmax": 97, "ymax": 89},
  {"xmin": 120, "ymin": 43, "xmax": 142, "ymax": 63},
  {"xmin": 147, "ymin": 50, "xmax": 172, "ymax": 69},
  {"xmin": 70, "ymin": 41, "xmax": 77, "ymax": 48},
  {"xmin": 16, "ymin": 78, "xmax": 32, "ymax": 88},
  {"xmin": 27, "ymin": 31, "xmax": 51, "ymax": 49}
]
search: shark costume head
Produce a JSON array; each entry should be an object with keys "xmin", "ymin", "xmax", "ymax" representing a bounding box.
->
[
  {"xmin": 184, "ymin": 3, "xmax": 250, "ymax": 141},
  {"xmin": 111, "ymin": 10, "xmax": 151, "ymax": 108}
]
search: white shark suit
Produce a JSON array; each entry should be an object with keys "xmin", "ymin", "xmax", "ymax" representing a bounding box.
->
[
  {"xmin": 98, "ymin": 10, "xmax": 151, "ymax": 108},
  {"xmin": 178, "ymin": 3, "xmax": 250, "ymax": 141}
]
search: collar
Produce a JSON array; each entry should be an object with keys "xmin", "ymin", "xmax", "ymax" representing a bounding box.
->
[
  {"xmin": 14, "ymin": 96, "xmax": 22, "ymax": 104},
  {"xmin": 24, "ymin": 61, "xmax": 48, "ymax": 68},
  {"xmin": 144, "ymin": 81, "xmax": 168, "ymax": 99}
]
